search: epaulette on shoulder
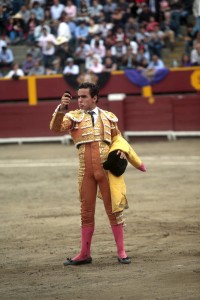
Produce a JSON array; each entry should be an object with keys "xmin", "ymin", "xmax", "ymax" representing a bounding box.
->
[
  {"xmin": 66, "ymin": 110, "xmax": 85, "ymax": 122},
  {"xmin": 100, "ymin": 109, "xmax": 118, "ymax": 122}
]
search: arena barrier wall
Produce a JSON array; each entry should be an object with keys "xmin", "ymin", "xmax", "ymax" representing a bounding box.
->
[{"xmin": 0, "ymin": 68, "xmax": 200, "ymax": 142}]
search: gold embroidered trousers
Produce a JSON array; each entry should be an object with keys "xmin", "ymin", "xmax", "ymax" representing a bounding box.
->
[{"xmin": 78, "ymin": 141, "xmax": 118, "ymax": 227}]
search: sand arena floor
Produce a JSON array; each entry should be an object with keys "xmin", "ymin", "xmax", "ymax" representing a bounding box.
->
[{"xmin": 0, "ymin": 139, "xmax": 200, "ymax": 300}]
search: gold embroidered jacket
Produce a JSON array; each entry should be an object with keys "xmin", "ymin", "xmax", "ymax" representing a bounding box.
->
[{"xmin": 50, "ymin": 107, "xmax": 119, "ymax": 147}]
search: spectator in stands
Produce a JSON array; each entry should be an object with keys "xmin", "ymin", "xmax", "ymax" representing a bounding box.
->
[
  {"xmin": 27, "ymin": 41, "xmax": 43, "ymax": 61},
  {"xmin": 98, "ymin": 18, "xmax": 113, "ymax": 39},
  {"xmin": 46, "ymin": 57, "xmax": 63, "ymax": 74},
  {"xmin": 148, "ymin": 54, "xmax": 165, "ymax": 69},
  {"xmin": 89, "ymin": 0, "xmax": 103, "ymax": 23},
  {"xmin": 0, "ymin": 43, "xmax": 14, "ymax": 69},
  {"xmin": 148, "ymin": 31, "xmax": 163, "ymax": 58},
  {"xmin": 77, "ymin": 0, "xmax": 90, "ymax": 23},
  {"xmin": 55, "ymin": 36, "xmax": 72, "ymax": 68},
  {"xmin": 34, "ymin": 19, "xmax": 51, "ymax": 42},
  {"xmin": 6, "ymin": 15, "xmax": 25, "ymax": 45},
  {"xmin": 31, "ymin": 1, "xmax": 44, "ymax": 22},
  {"xmin": 75, "ymin": 20, "xmax": 89, "ymax": 42},
  {"xmin": 88, "ymin": 18, "xmax": 100, "ymax": 40},
  {"xmin": 184, "ymin": 24, "xmax": 196, "ymax": 55},
  {"xmin": 91, "ymin": 40, "xmax": 106, "ymax": 59},
  {"xmin": 0, "ymin": 4, "xmax": 9, "ymax": 35},
  {"xmin": 193, "ymin": 0, "xmax": 200, "ymax": 33},
  {"xmin": 27, "ymin": 12, "xmax": 39, "ymax": 44},
  {"xmin": 104, "ymin": 29, "xmax": 116, "ymax": 48},
  {"xmin": 103, "ymin": 0, "xmax": 117, "ymax": 23},
  {"xmin": 38, "ymin": 26, "xmax": 57, "ymax": 67},
  {"xmin": 138, "ymin": 3, "xmax": 154, "ymax": 26},
  {"xmin": 19, "ymin": 4, "xmax": 31, "ymax": 27},
  {"xmin": 28, "ymin": 59, "xmax": 45, "ymax": 75},
  {"xmin": 75, "ymin": 38, "xmax": 91, "ymax": 68},
  {"xmin": 63, "ymin": 57, "xmax": 79, "ymax": 75},
  {"xmin": 50, "ymin": 0, "xmax": 65, "ymax": 20},
  {"xmin": 190, "ymin": 43, "xmax": 200, "ymax": 66},
  {"xmin": 110, "ymin": 37, "xmax": 127, "ymax": 69},
  {"xmin": 169, "ymin": 0, "xmax": 183, "ymax": 38},
  {"xmin": 64, "ymin": 0, "xmax": 77, "ymax": 21},
  {"xmin": 137, "ymin": 44, "xmax": 150, "ymax": 64},
  {"xmin": 137, "ymin": 56, "xmax": 149, "ymax": 70},
  {"xmin": 22, "ymin": 53, "xmax": 35, "ymax": 75},
  {"xmin": 57, "ymin": 12, "xmax": 72, "ymax": 43},
  {"xmin": 103, "ymin": 56, "xmax": 117, "ymax": 72},
  {"xmin": 4, "ymin": 62, "xmax": 24, "ymax": 78},
  {"xmin": 180, "ymin": 53, "xmax": 192, "ymax": 67},
  {"xmin": 120, "ymin": 47, "xmax": 138, "ymax": 70},
  {"xmin": 111, "ymin": 7, "xmax": 125, "ymax": 29},
  {"xmin": 88, "ymin": 54, "xmax": 104, "ymax": 73}
]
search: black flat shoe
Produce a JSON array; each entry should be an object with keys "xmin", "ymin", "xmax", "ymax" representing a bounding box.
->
[
  {"xmin": 118, "ymin": 257, "xmax": 131, "ymax": 264},
  {"xmin": 63, "ymin": 257, "xmax": 92, "ymax": 266}
]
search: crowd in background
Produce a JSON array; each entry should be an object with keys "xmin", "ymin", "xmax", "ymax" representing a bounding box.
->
[{"xmin": 0, "ymin": 0, "xmax": 200, "ymax": 78}]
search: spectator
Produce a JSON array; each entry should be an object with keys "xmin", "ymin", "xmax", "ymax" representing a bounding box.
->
[
  {"xmin": 63, "ymin": 57, "xmax": 79, "ymax": 75},
  {"xmin": 46, "ymin": 57, "xmax": 63, "ymax": 74},
  {"xmin": 55, "ymin": 36, "xmax": 72, "ymax": 68},
  {"xmin": 19, "ymin": 4, "xmax": 31, "ymax": 26},
  {"xmin": 4, "ymin": 62, "xmax": 24, "ymax": 78},
  {"xmin": 57, "ymin": 12, "xmax": 72, "ymax": 42},
  {"xmin": 148, "ymin": 31, "xmax": 163, "ymax": 58},
  {"xmin": 98, "ymin": 18, "xmax": 113, "ymax": 39},
  {"xmin": 0, "ymin": 43, "xmax": 14, "ymax": 69},
  {"xmin": 27, "ymin": 41, "xmax": 43, "ymax": 61},
  {"xmin": 111, "ymin": 7, "xmax": 125, "ymax": 28},
  {"xmin": 22, "ymin": 53, "xmax": 35, "ymax": 75},
  {"xmin": 103, "ymin": 0, "xmax": 117, "ymax": 23},
  {"xmin": 64, "ymin": 0, "xmax": 77, "ymax": 21},
  {"xmin": 6, "ymin": 15, "xmax": 25, "ymax": 45},
  {"xmin": 77, "ymin": 0, "xmax": 90, "ymax": 23},
  {"xmin": 110, "ymin": 37, "xmax": 127, "ymax": 69},
  {"xmin": 190, "ymin": 43, "xmax": 200, "ymax": 66},
  {"xmin": 137, "ymin": 56, "xmax": 149, "ymax": 70},
  {"xmin": 50, "ymin": 0, "xmax": 65, "ymax": 20},
  {"xmin": 184, "ymin": 24, "xmax": 196, "ymax": 54},
  {"xmin": 89, "ymin": 54, "xmax": 104, "ymax": 73},
  {"xmin": 193, "ymin": 0, "xmax": 200, "ymax": 33},
  {"xmin": 31, "ymin": 1, "xmax": 44, "ymax": 22},
  {"xmin": 88, "ymin": 18, "xmax": 100, "ymax": 39},
  {"xmin": 28, "ymin": 59, "xmax": 45, "ymax": 75},
  {"xmin": 34, "ymin": 19, "xmax": 51, "ymax": 41},
  {"xmin": 103, "ymin": 56, "xmax": 117, "ymax": 72},
  {"xmin": 38, "ymin": 26, "xmax": 57, "ymax": 67},
  {"xmin": 148, "ymin": 54, "xmax": 165, "ymax": 69},
  {"xmin": 181, "ymin": 53, "xmax": 192, "ymax": 67},
  {"xmin": 75, "ymin": 20, "xmax": 89, "ymax": 42},
  {"xmin": 91, "ymin": 40, "xmax": 106, "ymax": 59},
  {"xmin": 27, "ymin": 12, "xmax": 39, "ymax": 44},
  {"xmin": 75, "ymin": 38, "xmax": 91, "ymax": 67},
  {"xmin": 120, "ymin": 47, "xmax": 138, "ymax": 70},
  {"xmin": 89, "ymin": 0, "xmax": 103, "ymax": 23},
  {"xmin": 138, "ymin": 3, "xmax": 155, "ymax": 26}
]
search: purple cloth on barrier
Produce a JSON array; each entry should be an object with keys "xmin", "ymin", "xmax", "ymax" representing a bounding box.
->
[{"xmin": 125, "ymin": 68, "xmax": 170, "ymax": 87}]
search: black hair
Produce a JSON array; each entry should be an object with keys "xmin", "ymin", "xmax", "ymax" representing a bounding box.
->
[{"xmin": 77, "ymin": 82, "xmax": 99, "ymax": 101}]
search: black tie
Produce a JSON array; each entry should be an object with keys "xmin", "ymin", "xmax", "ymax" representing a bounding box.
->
[{"xmin": 88, "ymin": 111, "xmax": 95, "ymax": 126}]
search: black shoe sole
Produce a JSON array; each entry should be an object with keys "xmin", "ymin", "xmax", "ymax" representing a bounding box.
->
[
  {"xmin": 63, "ymin": 257, "xmax": 92, "ymax": 266},
  {"xmin": 118, "ymin": 257, "xmax": 131, "ymax": 264}
]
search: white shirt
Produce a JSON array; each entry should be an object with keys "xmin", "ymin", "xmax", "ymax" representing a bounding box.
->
[
  {"xmin": 87, "ymin": 107, "xmax": 99, "ymax": 125},
  {"xmin": 63, "ymin": 64, "xmax": 79, "ymax": 75},
  {"xmin": 50, "ymin": 3, "xmax": 65, "ymax": 20}
]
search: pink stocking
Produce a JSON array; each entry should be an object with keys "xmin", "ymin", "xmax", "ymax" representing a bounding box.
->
[
  {"xmin": 72, "ymin": 226, "xmax": 94, "ymax": 261},
  {"xmin": 111, "ymin": 224, "xmax": 127, "ymax": 259}
]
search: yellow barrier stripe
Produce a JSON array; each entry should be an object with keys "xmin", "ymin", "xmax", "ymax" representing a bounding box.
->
[{"xmin": 27, "ymin": 76, "xmax": 37, "ymax": 105}]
